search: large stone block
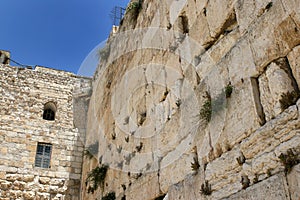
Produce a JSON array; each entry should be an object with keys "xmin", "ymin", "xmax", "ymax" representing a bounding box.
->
[
  {"xmin": 287, "ymin": 164, "xmax": 300, "ymax": 200},
  {"xmin": 222, "ymin": 78, "xmax": 263, "ymax": 147},
  {"xmin": 248, "ymin": 1, "xmax": 300, "ymax": 71},
  {"xmin": 287, "ymin": 45, "xmax": 300, "ymax": 88},
  {"xmin": 223, "ymin": 174, "xmax": 290, "ymax": 200},
  {"xmin": 206, "ymin": 0, "xmax": 235, "ymax": 38},
  {"xmin": 258, "ymin": 59, "xmax": 296, "ymax": 121},
  {"xmin": 235, "ymin": 0, "xmax": 273, "ymax": 34}
]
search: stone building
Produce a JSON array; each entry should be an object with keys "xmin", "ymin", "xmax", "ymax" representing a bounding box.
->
[
  {"xmin": 0, "ymin": 50, "xmax": 92, "ymax": 200},
  {"xmin": 1, "ymin": 0, "xmax": 300, "ymax": 199}
]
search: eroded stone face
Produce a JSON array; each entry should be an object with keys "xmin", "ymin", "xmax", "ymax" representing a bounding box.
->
[{"xmin": 258, "ymin": 59, "xmax": 296, "ymax": 121}]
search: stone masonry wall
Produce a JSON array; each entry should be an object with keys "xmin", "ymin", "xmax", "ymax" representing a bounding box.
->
[
  {"xmin": 82, "ymin": 0, "xmax": 300, "ymax": 199},
  {"xmin": 0, "ymin": 64, "xmax": 91, "ymax": 200}
]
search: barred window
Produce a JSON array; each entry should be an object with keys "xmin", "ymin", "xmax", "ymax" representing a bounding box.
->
[{"xmin": 35, "ymin": 143, "xmax": 52, "ymax": 168}]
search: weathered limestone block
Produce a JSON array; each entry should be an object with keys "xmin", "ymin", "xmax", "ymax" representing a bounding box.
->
[
  {"xmin": 241, "ymin": 105, "xmax": 299, "ymax": 159},
  {"xmin": 126, "ymin": 173, "xmax": 160, "ymax": 200},
  {"xmin": 287, "ymin": 164, "xmax": 300, "ymax": 200},
  {"xmin": 182, "ymin": 174, "xmax": 202, "ymax": 200},
  {"xmin": 189, "ymin": 9, "xmax": 214, "ymax": 48},
  {"xmin": 281, "ymin": 0, "xmax": 300, "ymax": 27},
  {"xmin": 205, "ymin": 149, "xmax": 242, "ymax": 199},
  {"xmin": 39, "ymin": 177, "xmax": 50, "ymax": 185},
  {"xmin": 206, "ymin": 0, "xmax": 235, "ymax": 38},
  {"xmin": 167, "ymin": 181, "xmax": 185, "ymax": 200},
  {"xmin": 226, "ymin": 39, "xmax": 258, "ymax": 84},
  {"xmin": 5, "ymin": 174, "xmax": 23, "ymax": 182},
  {"xmin": 248, "ymin": 0, "xmax": 300, "ymax": 71},
  {"xmin": 287, "ymin": 45, "xmax": 300, "ymax": 87},
  {"xmin": 0, "ymin": 181, "xmax": 12, "ymax": 190},
  {"xmin": 23, "ymin": 175, "xmax": 34, "ymax": 182},
  {"xmin": 235, "ymin": 0, "xmax": 273, "ymax": 34},
  {"xmin": 223, "ymin": 78, "xmax": 263, "ymax": 147},
  {"xmin": 223, "ymin": 173, "xmax": 290, "ymax": 200},
  {"xmin": 159, "ymin": 153, "xmax": 193, "ymax": 193},
  {"xmin": 208, "ymin": 28, "xmax": 240, "ymax": 65},
  {"xmin": 258, "ymin": 59, "xmax": 296, "ymax": 121},
  {"xmin": 23, "ymin": 191, "xmax": 35, "ymax": 200}
]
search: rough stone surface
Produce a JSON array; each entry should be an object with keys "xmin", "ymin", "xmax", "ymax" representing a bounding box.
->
[
  {"xmin": 0, "ymin": 64, "xmax": 91, "ymax": 199},
  {"xmin": 287, "ymin": 45, "xmax": 300, "ymax": 88},
  {"xmin": 287, "ymin": 164, "xmax": 300, "ymax": 200},
  {"xmin": 258, "ymin": 59, "xmax": 297, "ymax": 121},
  {"xmin": 81, "ymin": 0, "xmax": 300, "ymax": 199},
  {"xmin": 223, "ymin": 173, "xmax": 290, "ymax": 200},
  {"xmin": 2, "ymin": 0, "xmax": 300, "ymax": 199}
]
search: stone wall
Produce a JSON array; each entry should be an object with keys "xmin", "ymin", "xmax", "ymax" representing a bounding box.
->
[
  {"xmin": 82, "ymin": 0, "xmax": 300, "ymax": 199},
  {"xmin": 0, "ymin": 64, "xmax": 92, "ymax": 200}
]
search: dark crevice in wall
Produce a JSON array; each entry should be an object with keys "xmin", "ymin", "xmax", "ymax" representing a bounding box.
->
[
  {"xmin": 250, "ymin": 77, "xmax": 266, "ymax": 126},
  {"xmin": 179, "ymin": 14, "xmax": 189, "ymax": 34}
]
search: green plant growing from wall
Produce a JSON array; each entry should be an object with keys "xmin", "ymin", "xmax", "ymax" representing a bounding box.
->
[
  {"xmin": 200, "ymin": 180, "xmax": 212, "ymax": 195},
  {"xmin": 265, "ymin": 2, "xmax": 273, "ymax": 11},
  {"xmin": 241, "ymin": 175, "xmax": 250, "ymax": 189},
  {"xmin": 136, "ymin": 142, "xmax": 143, "ymax": 152},
  {"xmin": 200, "ymin": 94, "xmax": 212, "ymax": 123},
  {"xmin": 191, "ymin": 157, "xmax": 200, "ymax": 171},
  {"xmin": 278, "ymin": 148, "xmax": 299, "ymax": 174},
  {"xmin": 225, "ymin": 83, "xmax": 233, "ymax": 98},
  {"xmin": 86, "ymin": 164, "xmax": 108, "ymax": 194},
  {"xmin": 279, "ymin": 91, "xmax": 300, "ymax": 110},
  {"xmin": 125, "ymin": 0, "xmax": 143, "ymax": 23},
  {"xmin": 126, "ymin": 1, "xmax": 142, "ymax": 13},
  {"xmin": 102, "ymin": 192, "xmax": 116, "ymax": 200}
]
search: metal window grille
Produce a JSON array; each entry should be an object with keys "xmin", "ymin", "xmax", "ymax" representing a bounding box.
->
[
  {"xmin": 43, "ymin": 109, "xmax": 55, "ymax": 121},
  {"xmin": 35, "ymin": 143, "xmax": 52, "ymax": 168}
]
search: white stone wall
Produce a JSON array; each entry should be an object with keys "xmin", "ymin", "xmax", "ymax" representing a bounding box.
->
[
  {"xmin": 83, "ymin": 0, "xmax": 300, "ymax": 199},
  {"xmin": 0, "ymin": 65, "xmax": 91, "ymax": 200}
]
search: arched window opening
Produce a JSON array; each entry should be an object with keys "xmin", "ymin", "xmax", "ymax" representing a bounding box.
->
[{"xmin": 43, "ymin": 102, "xmax": 56, "ymax": 121}]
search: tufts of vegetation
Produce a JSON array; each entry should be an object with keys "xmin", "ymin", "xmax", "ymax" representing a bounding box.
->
[
  {"xmin": 200, "ymin": 95, "xmax": 212, "ymax": 123},
  {"xmin": 266, "ymin": 169, "xmax": 272, "ymax": 177},
  {"xmin": 236, "ymin": 153, "xmax": 246, "ymax": 166},
  {"xmin": 86, "ymin": 165, "xmax": 108, "ymax": 194},
  {"xmin": 241, "ymin": 175, "xmax": 250, "ymax": 189},
  {"xmin": 125, "ymin": 136, "xmax": 129, "ymax": 143},
  {"xmin": 102, "ymin": 192, "xmax": 116, "ymax": 200},
  {"xmin": 176, "ymin": 99, "xmax": 182, "ymax": 108},
  {"xmin": 191, "ymin": 157, "xmax": 200, "ymax": 171},
  {"xmin": 136, "ymin": 142, "xmax": 143, "ymax": 152},
  {"xmin": 125, "ymin": 0, "xmax": 143, "ymax": 22},
  {"xmin": 265, "ymin": 2, "xmax": 273, "ymax": 11},
  {"xmin": 138, "ymin": 112, "xmax": 147, "ymax": 126},
  {"xmin": 278, "ymin": 148, "xmax": 299, "ymax": 174},
  {"xmin": 111, "ymin": 133, "xmax": 116, "ymax": 140},
  {"xmin": 253, "ymin": 174, "xmax": 259, "ymax": 184},
  {"xmin": 279, "ymin": 91, "xmax": 300, "ymax": 110},
  {"xmin": 200, "ymin": 180, "xmax": 212, "ymax": 196},
  {"xmin": 225, "ymin": 83, "xmax": 233, "ymax": 98},
  {"xmin": 126, "ymin": 1, "xmax": 142, "ymax": 13},
  {"xmin": 117, "ymin": 146, "xmax": 122, "ymax": 154}
]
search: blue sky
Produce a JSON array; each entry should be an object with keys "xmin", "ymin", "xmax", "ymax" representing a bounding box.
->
[{"xmin": 0, "ymin": 0, "xmax": 129, "ymax": 76}]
